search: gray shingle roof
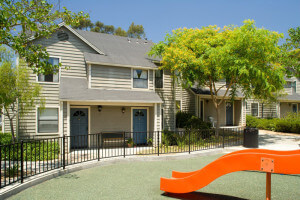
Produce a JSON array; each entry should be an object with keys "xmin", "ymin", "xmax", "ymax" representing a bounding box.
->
[
  {"xmin": 191, "ymin": 88, "xmax": 244, "ymax": 97},
  {"xmin": 59, "ymin": 77, "xmax": 163, "ymax": 103},
  {"xmin": 74, "ymin": 29, "xmax": 159, "ymax": 68},
  {"xmin": 279, "ymin": 93, "xmax": 300, "ymax": 101}
]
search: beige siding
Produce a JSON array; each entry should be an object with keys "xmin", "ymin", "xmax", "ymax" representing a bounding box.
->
[
  {"xmin": 245, "ymin": 100, "xmax": 278, "ymax": 118},
  {"xmin": 16, "ymin": 27, "xmax": 97, "ymax": 137},
  {"xmin": 91, "ymin": 65, "xmax": 131, "ymax": 89},
  {"xmin": 156, "ymin": 70, "xmax": 175, "ymax": 130}
]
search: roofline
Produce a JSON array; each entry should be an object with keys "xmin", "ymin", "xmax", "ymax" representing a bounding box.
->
[
  {"xmin": 59, "ymin": 22, "xmax": 105, "ymax": 55},
  {"xmin": 59, "ymin": 98, "xmax": 163, "ymax": 103},
  {"xmin": 85, "ymin": 60, "xmax": 159, "ymax": 70},
  {"xmin": 28, "ymin": 22, "xmax": 105, "ymax": 55}
]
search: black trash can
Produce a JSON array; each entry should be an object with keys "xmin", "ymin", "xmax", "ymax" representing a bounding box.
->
[{"xmin": 243, "ymin": 127, "xmax": 259, "ymax": 148}]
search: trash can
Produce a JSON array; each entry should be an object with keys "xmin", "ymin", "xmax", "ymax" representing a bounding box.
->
[{"xmin": 243, "ymin": 127, "xmax": 259, "ymax": 148}]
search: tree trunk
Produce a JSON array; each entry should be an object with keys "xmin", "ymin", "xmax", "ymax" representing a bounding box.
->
[
  {"xmin": 9, "ymin": 118, "xmax": 15, "ymax": 144},
  {"xmin": 215, "ymin": 106, "xmax": 221, "ymax": 136}
]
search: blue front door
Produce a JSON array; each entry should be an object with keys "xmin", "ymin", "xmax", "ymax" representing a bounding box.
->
[
  {"xmin": 70, "ymin": 108, "xmax": 88, "ymax": 148},
  {"xmin": 133, "ymin": 109, "xmax": 147, "ymax": 144}
]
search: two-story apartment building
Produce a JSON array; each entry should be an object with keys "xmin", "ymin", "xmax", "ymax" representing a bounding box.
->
[
  {"xmin": 246, "ymin": 76, "xmax": 300, "ymax": 118},
  {"xmin": 2, "ymin": 24, "xmax": 246, "ymax": 148}
]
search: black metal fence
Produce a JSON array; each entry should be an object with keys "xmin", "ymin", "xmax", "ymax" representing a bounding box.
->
[{"xmin": 0, "ymin": 128, "xmax": 243, "ymax": 189}]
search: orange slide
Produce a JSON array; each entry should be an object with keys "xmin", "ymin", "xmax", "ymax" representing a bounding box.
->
[{"xmin": 160, "ymin": 149, "xmax": 300, "ymax": 198}]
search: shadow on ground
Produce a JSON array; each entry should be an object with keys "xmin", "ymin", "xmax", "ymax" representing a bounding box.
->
[
  {"xmin": 162, "ymin": 192, "xmax": 248, "ymax": 200},
  {"xmin": 258, "ymin": 133, "xmax": 299, "ymax": 147}
]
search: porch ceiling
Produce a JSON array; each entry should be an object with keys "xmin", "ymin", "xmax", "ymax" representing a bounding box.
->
[{"xmin": 59, "ymin": 77, "xmax": 163, "ymax": 103}]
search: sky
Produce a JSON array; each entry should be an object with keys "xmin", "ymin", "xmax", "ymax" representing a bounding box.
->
[{"xmin": 59, "ymin": 0, "xmax": 300, "ymax": 43}]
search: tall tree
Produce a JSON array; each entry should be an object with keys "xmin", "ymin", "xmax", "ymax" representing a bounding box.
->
[
  {"xmin": 72, "ymin": 18, "xmax": 94, "ymax": 31},
  {"xmin": 0, "ymin": 0, "xmax": 88, "ymax": 75},
  {"xmin": 149, "ymin": 20, "xmax": 289, "ymax": 130},
  {"xmin": 282, "ymin": 27, "xmax": 300, "ymax": 77},
  {"xmin": 127, "ymin": 22, "xmax": 145, "ymax": 39},
  {"xmin": 90, "ymin": 21, "xmax": 104, "ymax": 32},
  {"xmin": 114, "ymin": 27, "xmax": 127, "ymax": 37},
  {"xmin": 0, "ymin": 47, "xmax": 44, "ymax": 142},
  {"xmin": 102, "ymin": 25, "xmax": 115, "ymax": 34}
]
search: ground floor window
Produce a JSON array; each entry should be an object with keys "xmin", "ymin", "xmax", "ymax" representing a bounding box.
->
[
  {"xmin": 38, "ymin": 108, "xmax": 59, "ymax": 133},
  {"xmin": 292, "ymin": 104, "xmax": 298, "ymax": 114},
  {"xmin": 251, "ymin": 103, "xmax": 258, "ymax": 117}
]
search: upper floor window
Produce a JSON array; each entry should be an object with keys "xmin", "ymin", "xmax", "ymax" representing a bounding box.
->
[
  {"xmin": 251, "ymin": 103, "xmax": 258, "ymax": 117},
  {"xmin": 133, "ymin": 69, "xmax": 148, "ymax": 88},
  {"xmin": 291, "ymin": 81, "xmax": 296, "ymax": 94},
  {"xmin": 155, "ymin": 70, "xmax": 163, "ymax": 88},
  {"xmin": 38, "ymin": 57, "xmax": 59, "ymax": 83}
]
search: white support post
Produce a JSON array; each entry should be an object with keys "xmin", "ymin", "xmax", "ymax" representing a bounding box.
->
[{"xmin": 59, "ymin": 101, "xmax": 63, "ymax": 137}]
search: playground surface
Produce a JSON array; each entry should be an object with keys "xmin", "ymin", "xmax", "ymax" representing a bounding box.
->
[{"xmin": 7, "ymin": 131, "xmax": 300, "ymax": 200}]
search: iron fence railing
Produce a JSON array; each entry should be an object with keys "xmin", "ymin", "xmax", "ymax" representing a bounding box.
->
[{"xmin": 0, "ymin": 127, "xmax": 244, "ymax": 189}]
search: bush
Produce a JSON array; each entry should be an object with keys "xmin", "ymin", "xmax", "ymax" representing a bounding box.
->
[
  {"xmin": 162, "ymin": 130, "xmax": 178, "ymax": 146},
  {"xmin": 0, "ymin": 134, "xmax": 60, "ymax": 161},
  {"xmin": 176, "ymin": 111, "xmax": 193, "ymax": 128},
  {"xmin": 176, "ymin": 111, "xmax": 211, "ymax": 129},
  {"xmin": 246, "ymin": 113, "xmax": 300, "ymax": 134},
  {"xmin": 0, "ymin": 132, "xmax": 13, "ymax": 145}
]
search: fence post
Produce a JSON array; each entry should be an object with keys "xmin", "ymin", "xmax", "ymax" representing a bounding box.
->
[
  {"xmin": 20, "ymin": 140, "xmax": 24, "ymax": 183},
  {"xmin": 123, "ymin": 132, "xmax": 126, "ymax": 158},
  {"xmin": 97, "ymin": 133, "xmax": 100, "ymax": 161},
  {"xmin": 188, "ymin": 130, "xmax": 191, "ymax": 154},
  {"xmin": 222, "ymin": 129, "xmax": 225, "ymax": 148},
  {"xmin": 63, "ymin": 135, "xmax": 65, "ymax": 169},
  {"xmin": 157, "ymin": 131, "xmax": 160, "ymax": 156}
]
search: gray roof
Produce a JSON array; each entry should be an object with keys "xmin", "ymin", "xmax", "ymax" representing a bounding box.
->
[
  {"xmin": 59, "ymin": 77, "xmax": 163, "ymax": 103},
  {"xmin": 74, "ymin": 29, "xmax": 159, "ymax": 68},
  {"xmin": 279, "ymin": 93, "xmax": 300, "ymax": 101},
  {"xmin": 191, "ymin": 88, "xmax": 244, "ymax": 97}
]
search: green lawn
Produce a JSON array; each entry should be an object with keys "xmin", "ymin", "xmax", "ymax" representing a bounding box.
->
[{"xmin": 9, "ymin": 154, "xmax": 300, "ymax": 200}]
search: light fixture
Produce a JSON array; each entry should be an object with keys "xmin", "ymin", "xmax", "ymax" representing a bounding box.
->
[
  {"xmin": 98, "ymin": 105, "xmax": 102, "ymax": 112},
  {"xmin": 206, "ymin": 99, "xmax": 209, "ymax": 103},
  {"xmin": 121, "ymin": 107, "xmax": 126, "ymax": 113}
]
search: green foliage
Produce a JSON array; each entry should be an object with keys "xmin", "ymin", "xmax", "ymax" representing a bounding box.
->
[
  {"xmin": 176, "ymin": 111, "xmax": 211, "ymax": 129},
  {"xmin": 115, "ymin": 27, "xmax": 127, "ymax": 37},
  {"xmin": 1, "ymin": 140, "xmax": 60, "ymax": 161},
  {"xmin": 150, "ymin": 20, "xmax": 289, "ymax": 128},
  {"xmin": 161, "ymin": 130, "xmax": 178, "ymax": 146},
  {"xmin": 127, "ymin": 22, "xmax": 146, "ymax": 39},
  {"xmin": 0, "ymin": 52, "xmax": 45, "ymax": 140},
  {"xmin": 127, "ymin": 137, "xmax": 133, "ymax": 145},
  {"xmin": 0, "ymin": 0, "xmax": 88, "ymax": 74},
  {"xmin": 0, "ymin": 132, "xmax": 13, "ymax": 145},
  {"xmin": 246, "ymin": 114, "xmax": 300, "ymax": 133},
  {"xmin": 176, "ymin": 111, "xmax": 193, "ymax": 128}
]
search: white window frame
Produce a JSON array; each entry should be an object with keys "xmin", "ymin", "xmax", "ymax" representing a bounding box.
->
[
  {"xmin": 131, "ymin": 68, "xmax": 149, "ymax": 90},
  {"xmin": 36, "ymin": 105, "xmax": 60, "ymax": 135},
  {"xmin": 36, "ymin": 56, "xmax": 61, "ymax": 84},
  {"xmin": 251, "ymin": 103, "xmax": 259, "ymax": 117}
]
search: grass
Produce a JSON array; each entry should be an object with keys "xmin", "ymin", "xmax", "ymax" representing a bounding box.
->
[{"xmin": 8, "ymin": 154, "xmax": 300, "ymax": 200}]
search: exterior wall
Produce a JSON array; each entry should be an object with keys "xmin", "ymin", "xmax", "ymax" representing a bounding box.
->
[
  {"xmin": 91, "ymin": 65, "xmax": 131, "ymax": 90},
  {"xmin": 7, "ymin": 27, "xmax": 98, "ymax": 137},
  {"xmin": 91, "ymin": 66, "xmax": 154, "ymax": 91},
  {"xmin": 245, "ymin": 100, "xmax": 278, "ymax": 118},
  {"xmin": 283, "ymin": 77, "xmax": 300, "ymax": 95},
  {"xmin": 280, "ymin": 102, "xmax": 300, "ymax": 117}
]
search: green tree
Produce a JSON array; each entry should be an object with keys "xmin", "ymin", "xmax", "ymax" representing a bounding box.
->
[
  {"xmin": 114, "ymin": 27, "xmax": 127, "ymax": 37},
  {"xmin": 282, "ymin": 27, "xmax": 300, "ymax": 77},
  {"xmin": 149, "ymin": 20, "xmax": 288, "ymax": 130},
  {"xmin": 102, "ymin": 25, "xmax": 115, "ymax": 34},
  {"xmin": 90, "ymin": 21, "xmax": 104, "ymax": 32},
  {"xmin": 127, "ymin": 22, "xmax": 145, "ymax": 39},
  {"xmin": 0, "ymin": 0, "xmax": 88, "ymax": 75},
  {"xmin": 0, "ymin": 48, "xmax": 44, "ymax": 142},
  {"xmin": 72, "ymin": 18, "xmax": 94, "ymax": 31}
]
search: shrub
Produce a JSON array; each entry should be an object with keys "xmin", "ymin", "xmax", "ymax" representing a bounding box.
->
[
  {"xmin": 246, "ymin": 113, "xmax": 300, "ymax": 134},
  {"xmin": 0, "ymin": 132, "xmax": 13, "ymax": 145},
  {"xmin": 176, "ymin": 111, "xmax": 193, "ymax": 128},
  {"xmin": 162, "ymin": 130, "xmax": 178, "ymax": 146}
]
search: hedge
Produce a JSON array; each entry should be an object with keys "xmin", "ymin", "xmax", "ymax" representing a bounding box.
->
[{"xmin": 246, "ymin": 113, "xmax": 300, "ymax": 134}]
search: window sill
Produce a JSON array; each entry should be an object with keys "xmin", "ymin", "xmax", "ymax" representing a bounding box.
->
[{"xmin": 37, "ymin": 81, "xmax": 60, "ymax": 85}]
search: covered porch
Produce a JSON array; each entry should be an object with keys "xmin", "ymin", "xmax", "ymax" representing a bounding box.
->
[
  {"xmin": 195, "ymin": 95, "xmax": 246, "ymax": 127},
  {"xmin": 59, "ymin": 77, "xmax": 163, "ymax": 149}
]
